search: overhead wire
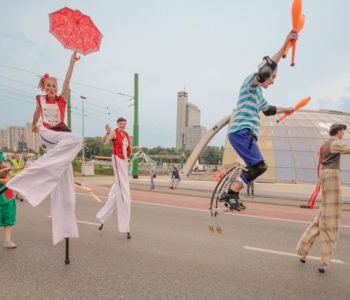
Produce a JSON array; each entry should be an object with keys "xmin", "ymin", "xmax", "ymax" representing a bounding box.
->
[
  {"xmin": 0, "ymin": 64, "xmax": 133, "ymax": 97},
  {"xmin": 0, "ymin": 64, "xmax": 177, "ymax": 139},
  {"xmin": 0, "ymin": 73, "xmax": 133, "ymax": 117}
]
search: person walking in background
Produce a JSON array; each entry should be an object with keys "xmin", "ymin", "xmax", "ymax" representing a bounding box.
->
[
  {"xmin": 11, "ymin": 153, "xmax": 25, "ymax": 201},
  {"xmin": 170, "ymin": 165, "xmax": 180, "ymax": 189},
  {"xmin": 96, "ymin": 118, "xmax": 141, "ymax": 239},
  {"xmin": 0, "ymin": 151, "xmax": 17, "ymax": 249},
  {"xmin": 296, "ymin": 124, "xmax": 350, "ymax": 273},
  {"xmin": 150, "ymin": 167, "xmax": 156, "ymax": 190},
  {"xmin": 246, "ymin": 180, "xmax": 255, "ymax": 198}
]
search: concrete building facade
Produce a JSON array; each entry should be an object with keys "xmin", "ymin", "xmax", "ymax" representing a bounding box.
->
[
  {"xmin": 183, "ymin": 126, "xmax": 207, "ymax": 151},
  {"xmin": 176, "ymin": 91, "xmax": 189, "ymax": 149},
  {"xmin": 25, "ymin": 123, "xmax": 40, "ymax": 153},
  {"xmin": 0, "ymin": 124, "xmax": 40, "ymax": 153},
  {"xmin": 176, "ymin": 90, "xmax": 206, "ymax": 150}
]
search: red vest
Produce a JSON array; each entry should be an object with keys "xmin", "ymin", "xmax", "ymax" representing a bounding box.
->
[
  {"xmin": 112, "ymin": 129, "xmax": 131, "ymax": 160},
  {"xmin": 36, "ymin": 95, "xmax": 67, "ymax": 129}
]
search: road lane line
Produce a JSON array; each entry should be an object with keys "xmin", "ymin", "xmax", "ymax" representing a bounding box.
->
[
  {"xmin": 48, "ymin": 215, "xmax": 100, "ymax": 226},
  {"xmin": 244, "ymin": 246, "xmax": 345, "ymax": 264},
  {"xmin": 132, "ymin": 200, "xmax": 350, "ymax": 228},
  {"xmin": 75, "ymin": 193, "xmax": 350, "ymax": 228},
  {"xmin": 235, "ymin": 214, "xmax": 350, "ymax": 228}
]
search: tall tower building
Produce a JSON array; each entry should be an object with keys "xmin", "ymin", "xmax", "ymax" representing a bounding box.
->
[
  {"xmin": 186, "ymin": 103, "xmax": 200, "ymax": 127},
  {"xmin": 183, "ymin": 126, "xmax": 207, "ymax": 150},
  {"xmin": 176, "ymin": 91, "xmax": 188, "ymax": 149},
  {"xmin": 176, "ymin": 90, "xmax": 207, "ymax": 150}
]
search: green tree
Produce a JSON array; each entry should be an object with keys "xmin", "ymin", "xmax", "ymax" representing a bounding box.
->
[
  {"xmin": 84, "ymin": 137, "xmax": 112, "ymax": 157},
  {"xmin": 200, "ymin": 146, "xmax": 224, "ymax": 165}
]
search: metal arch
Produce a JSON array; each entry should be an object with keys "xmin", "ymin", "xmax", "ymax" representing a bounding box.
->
[{"xmin": 181, "ymin": 115, "xmax": 230, "ymax": 176}]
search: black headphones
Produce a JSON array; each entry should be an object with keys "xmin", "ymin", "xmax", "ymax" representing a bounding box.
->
[{"xmin": 255, "ymin": 56, "xmax": 277, "ymax": 83}]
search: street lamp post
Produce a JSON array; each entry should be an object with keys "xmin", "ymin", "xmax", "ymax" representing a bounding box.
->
[
  {"xmin": 132, "ymin": 73, "xmax": 139, "ymax": 179},
  {"xmin": 180, "ymin": 133, "xmax": 185, "ymax": 169},
  {"xmin": 80, "ymin": 96, "xmax": 86, "ymax": 175}
]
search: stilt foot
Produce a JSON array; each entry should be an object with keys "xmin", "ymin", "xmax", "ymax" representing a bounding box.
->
[
  {"xmin": 65, "ymin": 238, "xmax": 70, "ymax": 265},
  {"xmin": 208, "ymin": 225, "xmax": 215, "ymax": 233},
  {"xmin": 216, "ymin": 227, "xmax": 223, "ymax": 234}
]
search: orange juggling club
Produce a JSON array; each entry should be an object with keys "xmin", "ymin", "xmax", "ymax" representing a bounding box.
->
[
  {"xmin": 276, "ymin": 96, "xmax": 311, "ymax": 123},
  {"xmin": 282, "ymin": 0, "xmax": 304, "ymax": 66},
  {"xmin": 292, "ymin": 0, "xmax": 302, "ymax": 29},
  {"xmin": 290, "ymin": 0, "xmax": 302, "ymax": 66},
  {"xmin": 282, "ymin": 15, "xmax": 305, "ymax": 58}
]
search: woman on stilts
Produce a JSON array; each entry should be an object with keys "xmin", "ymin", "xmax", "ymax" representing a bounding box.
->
[
  {"xmin": 97, "ymin": 118, "xmax": 140, "ymax": 239},
  {"xmin": 296, "ymin": 123, "xmax": 350, "ymax": 273},
  {"xmin": 5, "ymin": 52, "xmax": 82, "ymax": 246}
]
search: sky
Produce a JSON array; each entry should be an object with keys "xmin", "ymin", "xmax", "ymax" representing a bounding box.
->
[{"xmin": 0, "ymin": 0, "xmax": 350, "ymax": 147}]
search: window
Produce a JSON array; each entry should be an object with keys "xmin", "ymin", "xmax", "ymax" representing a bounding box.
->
[
  {"xmin": 341, "ymin": 156, "xmax": 350, "ymax": 171},
  {"xmin": 272, "ymin": 137, "xmax": 291, "ymax": 150},
  {"xmin": 308, "ymin": 139, "xmax": 325, "ymax": 151},
  {"xmin": 296, "ymin": 168, "xmax": 318, "ymax": 182},
  {"xmin": 302, "ymin": 127, "xmax": 321, "ymax": 138},
  {"xmin": 260, "ymin": 126, "xmax": 272, "ymax": 137},
  {"xmin": 290, "ymin": 137, "xmax": 311, "ymax": 151},
  {"xmin": 342, "ymin": 171, "xmax": 350, "ymax": 184},
  {"xmin": 275, "ymin": 151, "xmax": 294, "ymax": 167},
  {"xmin": 276, "ymin": 167, "xmax": 296, "ymax": 181},
  {"xmin": 297, "ymin": 119, "xmax": 314, "ymax": 127},
  {"xmin": 284, "ymin": 119, "xmax": 299, "ymax": 127},
  {"xmin": 271, "ymin": 126, "xmax": 288, "ymax": 137},
  {"xmin": 294, "ymin": 151, "xmax": 317, "ymax": 168},
  {"xmin": 287, "ymin": 127, "xmax": 304, "ymax": 137}
]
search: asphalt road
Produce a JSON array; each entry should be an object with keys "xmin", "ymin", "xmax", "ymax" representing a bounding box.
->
[{"xmin": 1, "ymin": 192, "xmax": 349, "ymax": 300}]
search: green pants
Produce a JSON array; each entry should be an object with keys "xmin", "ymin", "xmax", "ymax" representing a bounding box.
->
[{"xmin": 0, "ymin": 199, "xmax": 16, "ymax": 226}]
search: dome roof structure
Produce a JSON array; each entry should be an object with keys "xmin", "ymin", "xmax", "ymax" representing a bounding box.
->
[{"xmin": 223, "ymin": 109, "xmax": 350, "ymax": 184}]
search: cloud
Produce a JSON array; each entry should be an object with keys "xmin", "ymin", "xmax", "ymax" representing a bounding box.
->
[{"xmin": 312, "ymin": 75, "xmax": 350, "ymax": 112}]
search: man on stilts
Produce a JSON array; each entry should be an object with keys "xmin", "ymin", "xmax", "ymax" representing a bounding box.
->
[
  {"xmin": 97, "ymin": 118, "xmax": 140, "ymax": 239},
  {"xmin": 296, "ymin": 123, "xmax": 350, "ymax": 273}
]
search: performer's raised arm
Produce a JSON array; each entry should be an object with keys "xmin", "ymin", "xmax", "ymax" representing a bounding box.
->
[
  {"xmin": 61, "ymin": 52, "xmax": 80, "ymax": 101},
  {"xmin": 102, "ymin": 124, "xmax": 115, "ymax": 144},
  {"xmin": 271, "ymin": 31, "xmax": 298, "ymax": 64}
]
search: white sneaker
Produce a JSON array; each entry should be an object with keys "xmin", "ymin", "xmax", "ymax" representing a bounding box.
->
[{"xmin": 4, "ymin": 241, "xmax": 17, "ymax": 248}]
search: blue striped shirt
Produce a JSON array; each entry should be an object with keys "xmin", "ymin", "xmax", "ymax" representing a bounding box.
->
[{"xmin": 228, "ymin": 74, "xmax": 269, "ymax": 136}]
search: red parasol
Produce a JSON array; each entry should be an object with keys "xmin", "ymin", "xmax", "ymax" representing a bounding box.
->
[{"xmin": 49, "ymin": 7, "xmax": 103, "ymax": 55}]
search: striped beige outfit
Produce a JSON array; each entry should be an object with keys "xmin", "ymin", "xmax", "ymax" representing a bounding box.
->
[{"xmin": 296, "ymin": 138, "xmax": 350, "ymax": 268}]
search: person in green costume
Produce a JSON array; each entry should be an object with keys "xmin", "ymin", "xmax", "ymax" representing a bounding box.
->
[
  {"xmin": 11, "ymin": 152, "xmax": 25, "ymax": 201},
  {"xmin": 0, "ymin": 151, "xmax": 17, "ymax": 248}
]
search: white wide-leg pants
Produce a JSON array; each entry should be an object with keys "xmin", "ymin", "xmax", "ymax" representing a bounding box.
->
[
  {"xmin": 96, "ymin": 154, "xmax": 131, "ymax": 233},
  {"xmin": 7, "ymin": 127, "xmax": 82, "ymax": 244}
]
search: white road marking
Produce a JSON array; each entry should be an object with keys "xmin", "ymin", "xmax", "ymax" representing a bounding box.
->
[
  {"xmin": 75, "ymin": 192, "xmax": 350, "ymax": 228},
  {"xmin": 47, "ymin": 215, "xmax": 100, "ymax": 226},
  {"xmin": 235, "ymin": 213, "xmax": 349, "ymax": 227},
  {"xmin": 244, "ymin": 246, "xmax": 345, "ymax": 264},
  {"xmin": 76, "ymin": 219, "xmax": 100, "ymax": 226}
]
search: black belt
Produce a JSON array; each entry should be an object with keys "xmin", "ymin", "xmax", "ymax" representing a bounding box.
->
[{"xmin": 247, "ymin": 129, "xmax": 257, "ymax": 150}]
